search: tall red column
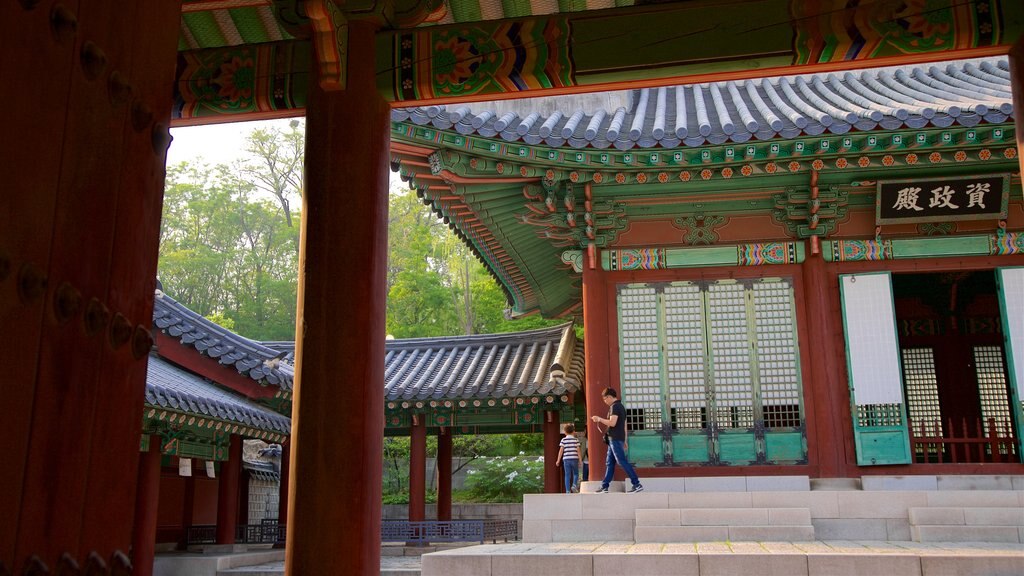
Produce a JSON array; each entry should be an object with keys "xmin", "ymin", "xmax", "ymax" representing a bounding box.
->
[
  {"xmin": 217, "ymin": 436, "xmax": 243, "ymax": 545},
  {"xmin": 274, "ymin": 441, "xmax": 289, "ymax": 548},
  {"xmin": 543, "ymin": 411, "xmax": 561, "ymax": 493},
  {"xmin": 582, "ymin": 245, "xmax": 611, "ymax": 482},
  {"xmin": 286, "ymin": 19, "xmax": 388, "ymax": 575},
  {"xmin": 132, "ymin": 436, "xmax": 163, "ymax": 576},
  {"xmin": 180, "ymin": 473, "xmax": 195, "ymax": 549},
  {"xmin": 0, "ymin": 1, "xmax": 179, "ymax": 570},
  {"xmin": 436, "ymin": 429, "xmax": 452, "ymax": 521},
  {"xmin": 409, "ymin": 417, "xmax": 427, "ymax": 524},
  {"xmin": 1011, "ymin": 37, "xmax": 1024, "ymax": 177},
  {"xmin": 801, "ymin": 255, "xmax": 848, "ymax": 477},
  {"xmin": 277, "ymin": 441, "xmax": 290, "ymax": 525}
]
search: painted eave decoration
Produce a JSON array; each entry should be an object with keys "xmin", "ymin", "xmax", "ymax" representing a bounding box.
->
[
  {"xmin": 390, "ymin": 56, "xmax": 1018, "ymax": 319},
  {"xmin": 153, "ymin": 289, "xmax": 295, "ymax": 390}
]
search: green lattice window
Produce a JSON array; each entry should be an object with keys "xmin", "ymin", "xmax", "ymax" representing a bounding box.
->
[
  {"xmin": 973, "ymin": 345, "xmax": 1015, "ymax": 442},
  {"xmin": 901, "ymin": 347, "xmax": 942, "ymax": 432},
  {"xmin": 616, "ymin": 278, "xmax": 806, "ymax": 466}
]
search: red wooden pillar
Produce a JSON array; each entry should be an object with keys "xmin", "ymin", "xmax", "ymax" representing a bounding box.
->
[
  {"xmin": 582, "ymin": 243, "xmax": 611, "ymax": 482},
  {"xmin": 436, "ymin": 429, "xmax": 452, "ymax": 521},
  {"xmin": 1, "ymin": 1, "xmax": 179, "ymax": 570},
  {"xmin": 216, "ymin": 436, "xmax": 243, "ymax": 545},
  {"xmin": 543, "ymin": 411, "xmax": 561, "ymax": 493},
  {"xmin": 132, "ymin": 436, "xmax": 163, "ymax": 576},
  {"xmin": 286, "ymin": 19, "xmax": 388, "ymax": 575},
  {"xmin": 801, "ymin": 254, "xmax": 853, "ymax": 477},
  {"xmin": 1011, "ymin": 37, "xmax": 1024, "ymax": 177},
  {"xmin": 278, "ymin": 440, "xmax": 290, "ymax": 525},
  {"xmin": 180, "ymin": 473, "xmax": 196, "ymax": 549},
  {"xmin": 409, "ymin": 416, "xmax": 427, "ymax": 523}
]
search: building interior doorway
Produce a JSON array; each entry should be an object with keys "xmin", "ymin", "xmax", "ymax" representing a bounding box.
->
[{"xmin": 892, "ymin": 271, "xmax": 1019, "ymax": 463}]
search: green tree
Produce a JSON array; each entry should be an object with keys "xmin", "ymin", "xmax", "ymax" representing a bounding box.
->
[
  {"xmin": 158, "ymin": 161, "xmax": 299, "ymax": 340},
  {"xmin": 242, "ymin": 119, "xmax": 304, "ymax": 228}
]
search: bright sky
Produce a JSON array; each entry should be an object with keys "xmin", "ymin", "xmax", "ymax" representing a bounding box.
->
[
  {"xmin": 167, "ymin": 118, "xmax": 405, "ymax": 191},
  {"xmin": 167, "ymin": 118, "xmax": 296, "ymax": 167}
]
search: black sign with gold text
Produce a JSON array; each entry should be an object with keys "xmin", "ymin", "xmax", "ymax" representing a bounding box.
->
[{"xmin": 876, "ymin": 174, "xmax": 1009, "ymax": 225}]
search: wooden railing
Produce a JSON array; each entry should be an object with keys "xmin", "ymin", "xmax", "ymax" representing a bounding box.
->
[{"xmin": 909, "ymin": 418, "xmax": 1019, "ymax": 464}]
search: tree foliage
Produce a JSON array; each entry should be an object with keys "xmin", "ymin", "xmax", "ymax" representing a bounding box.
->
[{"xmin": 160, "ymin": 122, "xmax": 560, "ymax": 342}]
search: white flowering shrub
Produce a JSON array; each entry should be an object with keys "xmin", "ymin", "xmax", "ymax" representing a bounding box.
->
[{"xmin": 462, "ymin": 455, "xmax": 544, "ymax": 502}]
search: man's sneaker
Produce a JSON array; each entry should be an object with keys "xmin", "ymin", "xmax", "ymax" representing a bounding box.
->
[
  {"xmin": 594, "ymin": 486, "xmax": 609, "ymax": 493},
  {"xmin": 626, "ymin": 484, "xmax": 644, "ymax": 493}
]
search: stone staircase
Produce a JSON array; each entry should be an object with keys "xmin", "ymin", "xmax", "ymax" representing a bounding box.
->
[
  {"xmin": 523, "ymin": 475, "xmax": 1024, "ymax": 544},
  {"xmin": 635, "ymin": 506, "xmax": 815, "ymax": 542},
  {"xmin": 909, "ymin": 506, "xmax": 1024, "ymax": 543}
]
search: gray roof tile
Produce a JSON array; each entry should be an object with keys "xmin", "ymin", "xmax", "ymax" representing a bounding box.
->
[
  {"xmin": 146, "ymin": 355, "xmax": 291, "ymax": 434},
  {"xmin": 392, "ymin": 57, "xmax": 1013, "ymax": 150},
  {"xmin": 382, "ymin": 323, "xmax": 582, "ymax": 401},
  {"xmin": 153, "ymin": 290, "xmax": 294, "ymax": 390}
]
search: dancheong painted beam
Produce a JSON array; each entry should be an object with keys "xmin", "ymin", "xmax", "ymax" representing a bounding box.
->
[{"xmin": 172, "ymin": 0, "xmax": 1023, "ymax": 121}]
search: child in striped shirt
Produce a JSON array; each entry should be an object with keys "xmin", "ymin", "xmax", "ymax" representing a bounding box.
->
[{"xmin": 556, "ymin": 423, "xmax": 581, "ymax": 493}]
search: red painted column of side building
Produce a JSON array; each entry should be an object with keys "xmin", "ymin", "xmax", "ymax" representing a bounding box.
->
[
  {"xmin": 436, "ymin": 429, "xmax": 452, "ymax": 521},
  {"xmin": 409, "ymin": 417, "xmax": 427, "ymax": 525},
  {"xmin": 132, "ymin": 436, "xmax": 163, "ymax": 576},
  {"xmin": 582, "ymin": 240, "xmax": 611, "ymax": 483},
  {"xmin": 285, "ymin": 19, "xmax": 388, "ymax": 576},
  {"xmin": 217, "ymin": 435, "xmax": 243, "ymax": 544},
  {"xmin": 543, "ymin": 411, "xmax": 561, "ymax": 493}
]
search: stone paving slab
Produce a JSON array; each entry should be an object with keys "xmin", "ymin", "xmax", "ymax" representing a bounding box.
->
[{"xmin": 418, "ymin": 541, "xmax": 1024, "ymax": 576}]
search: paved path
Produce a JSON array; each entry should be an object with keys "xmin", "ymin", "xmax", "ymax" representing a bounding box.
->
[
  {"xmin": 218, "ymin": 553, "xmax": 423, "ymax": 575},
  {"xmin": 420, "ymin": 540, "xmax": 1024, "ymax": 576}
]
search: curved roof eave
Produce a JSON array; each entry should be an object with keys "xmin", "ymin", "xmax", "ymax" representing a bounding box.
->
[{"xmin": 392, "ymin": 57, "xmax": 1014, "ymax": 151}]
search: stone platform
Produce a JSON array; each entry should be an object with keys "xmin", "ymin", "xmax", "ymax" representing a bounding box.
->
[{"xmin": 420, "ymin": 540, "xmax": 1024, "ymax": 576}]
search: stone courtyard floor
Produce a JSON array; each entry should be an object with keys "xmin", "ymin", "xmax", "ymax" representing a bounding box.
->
[{"xmin": 215, "ymin": 540, "xmax": 1024, "ymax": 575}]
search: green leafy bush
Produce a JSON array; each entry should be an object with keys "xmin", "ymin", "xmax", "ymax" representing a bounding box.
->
[{"xmin": 461, "ymin": 454, "xmax": 544, "ymax": 503}]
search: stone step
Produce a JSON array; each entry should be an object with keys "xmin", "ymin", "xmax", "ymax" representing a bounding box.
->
[
  {"xmin": 422, "ymin": 541, "xmax": 1024, "ymax": 576},
  {"xmin": 908, "ymin": 507, "xmax": 1024, "ymax": 526},
  {"xmin": 911, "ymin": 525, "xmax": 1022, "ymax": 543},
  {"xmin": 637, "ymin": 507, "xmax": 812, "ymax": 527},
  {"xmin": 635, "ymin": 507, "xmax": 815, "ymax": 542},
  {"xmin": 635, "ymin": 524, "xmax": 816, "ymax": 542}
]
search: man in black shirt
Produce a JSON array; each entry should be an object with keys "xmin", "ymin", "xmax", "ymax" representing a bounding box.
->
[{"xmin": 590, "ymin": 387, "xmax": 643, "ymax": 493}]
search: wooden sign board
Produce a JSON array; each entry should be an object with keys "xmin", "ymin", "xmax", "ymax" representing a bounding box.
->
[{"xmin": 876, "ymin": 174, "xmax": 1009, "ymax": 225}]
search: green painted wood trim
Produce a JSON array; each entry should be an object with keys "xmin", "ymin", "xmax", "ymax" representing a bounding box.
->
[
  {"xmin": 142, "ymin": 405, "xmax": 288, "ymax": 445},
  {"xmin": 228, "ymin": 8, "xmax": 271, "ymax": 44},
  {"xmin": 891, "ymin": 236, "xmax": 992, "ymax": 258},
  {"xmin": 140, "ymin": 434, "xmax": 150, "ymax": 453},
  {"xmin": 182, "ymin": 12, "xmax": 229, "ymax": 48},
  {"xmin": 996, "ymin": 267, "xmax": 1024, "ymax": 456},
  {"xmin": 557, "ymin": 0, "xmax": 588, "ymax": 12},
  {"xmin": 602, "ymin": 243, "xmax": 805, "ymax": 270},
  {"xmin": 448, "ymin": 0, "xmax": 483, "ymax": 22},
  {"xmin": 501, "ymin": 0, "xmax": 533, "ymax": 18},
  {"xmin": 666, "ymin": 246, "xmax": 739, "ymax": 268},
  {"xmin": 392, "ymin": 122, "xmax": 1016, "ymax": 179}
]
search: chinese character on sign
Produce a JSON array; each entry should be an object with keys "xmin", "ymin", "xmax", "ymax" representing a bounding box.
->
[
  {"xmin": 966, "ymin": 182, "xmax": 989, "ymax": 209},
  {"xmin": 892, "ymin": 187, "xmax": 924, "ymax": 211},
  {"xmin": 928, "ymin": 186, "xmax": 959, "ymax": 209},
  {"xmin": 877, "ymin": 174, "xmax": 1007, "ymax": 225}
]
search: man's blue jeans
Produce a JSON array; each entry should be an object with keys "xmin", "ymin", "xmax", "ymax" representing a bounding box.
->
[
  {"xmin": 562, "ymin": 458, "xmax": 579, "ymax": 493},
  {"xmin": 601, "ymin": 438, "xmax": 640, "ymax": 488}
]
